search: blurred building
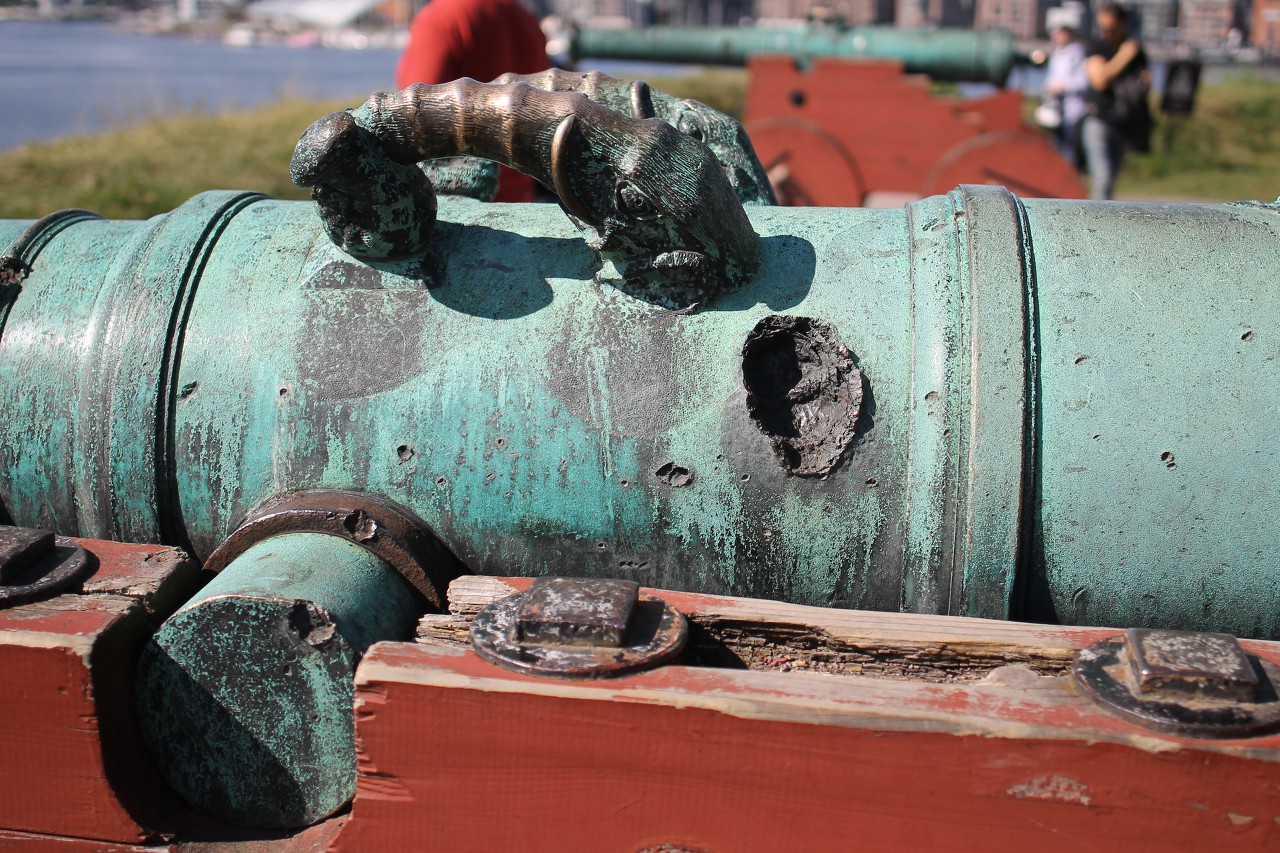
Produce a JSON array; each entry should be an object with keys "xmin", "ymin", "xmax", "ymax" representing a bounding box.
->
[
  {"xmin": 974, "ymin": 0, "xmax": 1051, "ymax": 37},
  {"xmin": 1178, "ymin": 0, "xmax": 1236, "ymax": 45},
  {"xmin": 669, "ymin": 0, "xmax": 753, "ymax": 24},
  {"xmin": 552, "ymin": 0, "xmax": 623, "ymax": 20},
  {"xmin": 754, "ymin": 0, "xmax": 893, "ymax": 23},
  {"xmin": 549, "ymin": 0, "xmax": 748, "ymax": 24},
  {"xmin": 1127, "ymin": 0, "xmax": 1179, "ymax": 41},
  {"xmin": 1253, "ymin": 0, "xmax": 1280, "ymax": 49},
  {"xmin": 894, "ymin": 0, "xmax": 973, "ymax": 28}
]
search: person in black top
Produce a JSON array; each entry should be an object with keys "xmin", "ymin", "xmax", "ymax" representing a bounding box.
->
[{"xmin": 1082, "ymin": 4, "xmax": 1151, "ymax": 200}]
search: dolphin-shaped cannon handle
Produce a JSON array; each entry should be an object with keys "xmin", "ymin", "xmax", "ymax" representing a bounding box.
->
[
  {"xmin": 492, "ymin": 69, "xmax": 777, "ymax": 206},
  {"xmin": 291, "ymin": 79, "xmax": 763, "ymax": 308}
]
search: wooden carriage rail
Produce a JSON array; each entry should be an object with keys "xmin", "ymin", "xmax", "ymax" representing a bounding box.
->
[{"xmin": 342, "ymin": 576, "xmax": 1280, "ymax": 852}]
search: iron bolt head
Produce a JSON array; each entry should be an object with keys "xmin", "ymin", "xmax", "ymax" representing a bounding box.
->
[
  {"xmin": 471, "ymin": 577, "xmax": 687, "ymax": 679},
  {"xmin": 515, "ymin": 577, "xmax": 639, "ymax": 648},
  {"xmin": 1125, "ymin": 628, "xmax": 1258, "ymax": 703},
  {"xmin": 0, "ymin": 525, "xmax": 94, "ymax": 609},
  {"xmin": 0, "ymin": 526, "xmax": 55, "ymax": 585},
  {"xmin": 1073, "ymin": 628, "xmax": 1280, "ymax": 739}
]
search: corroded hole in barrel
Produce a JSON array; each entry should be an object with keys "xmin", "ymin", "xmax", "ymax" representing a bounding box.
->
[
  {"xmin": 655, "ymin": 462, "xmax": 694, "ymax": 487},
  {"xmin": 342, "ymin": 509, "xmax": 377, "ymax": 542},
  {"xmin": 741, "ymin": 315, "xmax": 864, "ymax": 476},
  {"xmin": 288, "ymin": 600, "xmax": 338, "ymax": 648}
]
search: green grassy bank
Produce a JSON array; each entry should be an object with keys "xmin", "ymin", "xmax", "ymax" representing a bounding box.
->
[
  {"xmin": 1118, "ymin": 74, "xmax": 1280, "ymax": 201},
  {"xmin": 0, "ymin": 69, "xmax": 1274, "ymax": 221}
]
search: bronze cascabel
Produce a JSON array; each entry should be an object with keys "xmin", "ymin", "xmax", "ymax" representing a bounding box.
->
[{"xmin": 290, "ymin": 79, "xmax": 763, "ymax": 309}]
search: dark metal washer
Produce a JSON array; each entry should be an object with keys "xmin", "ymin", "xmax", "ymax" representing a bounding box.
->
[
  {"xmin": 0, "ymin": 525, "xmax": 96, "ymax": 609},
  {"xmin": 1073, "ymin": 634, "xmax": 1280, "ymax": 740}
]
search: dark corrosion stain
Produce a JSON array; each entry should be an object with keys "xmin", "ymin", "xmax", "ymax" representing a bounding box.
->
[
  {"xmin": 741, "ymin": 315, "xmax": 864, "ymax": 477},
  {"xmin": 0, "ymin": 256, "xmax": 28, "ymax": 287},
  {"xmin": 287, "ymin": 600, "xmax": 339, "ymax": 650},
  {"xmin": 306, "ymin": 260, "xmax": 388, "ymax": 290},
  {"xmin": 545, "ymin": 295, "xmax": 685, "ymax": 438},
  {"xmin": 296, "ymin": 285, "xmax": 426, "ymax": 401}
]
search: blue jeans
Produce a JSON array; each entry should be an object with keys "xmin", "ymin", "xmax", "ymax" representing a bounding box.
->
[{"xmin": 1081, "ymin": 115, "xmax": 1127, "ymax": 201}]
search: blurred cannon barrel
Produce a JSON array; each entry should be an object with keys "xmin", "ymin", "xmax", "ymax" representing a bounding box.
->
[
  {"xmin": 570, "ymin": 25, "xmax": 1027, "ymax": 84},
  {"xmin": 1, "ymin": 187, "xmax": 1277, "ymax": 638}
]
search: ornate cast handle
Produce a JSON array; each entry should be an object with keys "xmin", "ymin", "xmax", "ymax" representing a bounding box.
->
[
  {"xmin": 290, "ymin": 79, "xmax": 762, "ymax": 308},
  {"xmin": 492, "ymin": 69, "xmax": 776, "ymax": 207}
]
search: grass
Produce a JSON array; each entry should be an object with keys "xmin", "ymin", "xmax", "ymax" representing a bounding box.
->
[
  {"xmin": 0, "ymin": 69, "xmax": 1275, "ymax": 221},
  {"xmin": 1117, "ymin": 74, "xmax": 1280, "ymax": 202},
  {"xmin": 0, "ymin": 98, "xmax": 348, "ymax": 220},
  {"xmin": 646, "ymin": 68, "xmax": 748, "ymax": 118}
]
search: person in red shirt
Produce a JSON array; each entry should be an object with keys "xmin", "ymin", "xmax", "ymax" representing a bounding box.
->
[{"xmin": 396, "ymin": 0, "xmax": 549, "ymax": 201}]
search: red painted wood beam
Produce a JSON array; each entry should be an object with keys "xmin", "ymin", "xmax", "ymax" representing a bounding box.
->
[
  {"xmin": 0, "ymin": 538, "xmax": 200, "ymax": 845},
  {"xmin": 340, "ymin": 581, "xmax": 1280, "ymax": 852}
]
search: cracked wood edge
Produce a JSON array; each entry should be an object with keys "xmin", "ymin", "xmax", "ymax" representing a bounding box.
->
[
  {"xmin": 76, "ymin": 539, "xmax": 202, "ymax": 621},
  {"xmin": 416, "ymin": 576, "xmax": 1154, "ymax": 683}
]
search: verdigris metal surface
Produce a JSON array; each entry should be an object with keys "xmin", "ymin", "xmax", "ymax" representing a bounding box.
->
[
  {"xmin": 0, "ymin": 191, "xmax": 264, "ymax": 548},
  {"xmin": 135, "ymin": 531, "xmax": 421, "ymax": 828},
  {"xmin": 1021, "ymin": 200, "xmax": 1280, "ymax": 637},
  {"xmin": 570, "ymin": 25, "xmax": 1024, "ymax": 85},
  {"xmin": 1, "ymin": 187, "xmax": 1277, "ymax": 636}
]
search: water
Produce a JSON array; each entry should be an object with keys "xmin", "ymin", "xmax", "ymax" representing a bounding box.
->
[
  {"xmin": 0, "ymin": 20, "xmax": 702, "ymax": 152},
  {"xmin": 4, "ymin": 21, "xmax": 1268, "ymax": 152},
  {"xmin": 0, "ymin": 20, "xmax": 404, "ymax": 151}
]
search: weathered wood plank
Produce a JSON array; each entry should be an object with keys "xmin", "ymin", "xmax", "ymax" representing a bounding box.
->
[
  {"xmin": 344, "ymin": 639, "xmax": 1280, "ymax": 852},
  {"xmin": 77, "ymin": 539, "xmax": 202, "ymax": 621},
  {"xmin": 0, "ymin": 539, "xmax": 201, "ymax": 844},
  {"xmin": 0, "ymin": 594, "xmax": 152, "ymax": 843},
  {"xmin": 0, "ymin": 829, "xmax": 162, "ymax": 850},
  {"xmin": 418, "ymin": 575, "xmax": 1118, "ymax": 682}
]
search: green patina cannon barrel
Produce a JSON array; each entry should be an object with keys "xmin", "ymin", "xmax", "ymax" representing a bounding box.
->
[
  {"xmin": 1, "ymin": 187, "xmax": 1277, "ymax": 638},
  {"xmin": 570, "ymin": 25, "xmax": 1026, "ymax": 84}
]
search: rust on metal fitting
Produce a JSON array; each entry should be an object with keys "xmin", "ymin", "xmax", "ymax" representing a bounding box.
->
[
  {"xmin": 202, "ymin": 490, "xmax": 462, "ymax": 611},
  {"xmin": 471, "ymin": 577, "xmax": 687, "ymax": 679},
  {"xmin": 1073, "ymin": 628, "xmax": 1280, "ymax": 739},
  {"xmin": 516, "ymin": 577, "xmax": 639, "ymax": 648}
]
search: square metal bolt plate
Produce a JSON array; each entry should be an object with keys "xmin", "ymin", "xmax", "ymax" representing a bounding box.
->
[
  {"xmin": 515, "ymin": 578, "xmax": 639, "ymax": 648},
  {"xmin": 0, "ymin": 526, "xmax": 55, "ymax": 585},
  {"xmin": 1125, "ymin": 628, "xmax": 1258, "ymax": 702}
]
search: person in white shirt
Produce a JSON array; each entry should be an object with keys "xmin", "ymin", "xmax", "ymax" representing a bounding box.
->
[{"xmin": 1041, "ymin": 8, "xmax": 1090, "ymax": 161}]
